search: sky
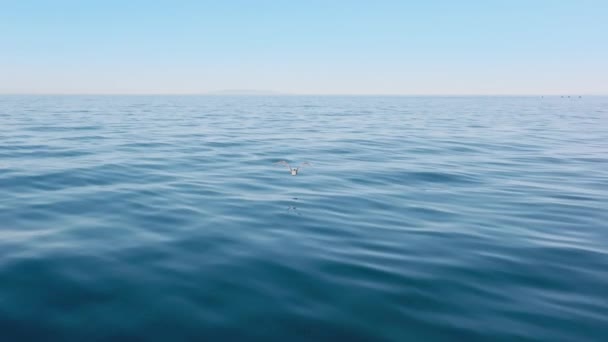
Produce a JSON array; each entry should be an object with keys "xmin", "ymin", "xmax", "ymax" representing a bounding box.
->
[{"xmin": 1, "ymin": 0, "xmax": 606, "ymax": 95}]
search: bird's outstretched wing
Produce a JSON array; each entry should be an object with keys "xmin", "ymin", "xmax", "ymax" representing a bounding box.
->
[
  {"xmin": 297, "ymin": 162, "xmax": 312, "ymax": 169},
  {"xmin": 275, "ymin": 160, "xmax": 291, "ymax": 170}
]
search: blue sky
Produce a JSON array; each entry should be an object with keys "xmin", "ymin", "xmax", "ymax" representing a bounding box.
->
[{"xmin": 1, "ymin": 0, "xmax": 606, "ymax": 94}]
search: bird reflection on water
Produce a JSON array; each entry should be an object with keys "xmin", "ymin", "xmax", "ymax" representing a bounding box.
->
[
  {"xmin": 286, "ymin": 205, "xmax": 301, "ymax": 215},
  {"xmin": 286, "ymin": 197, "xmax": 302, "ymax": 215}
]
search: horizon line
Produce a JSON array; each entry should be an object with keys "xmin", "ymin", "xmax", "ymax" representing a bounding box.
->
[{"xmin": 0, "ymin": 93, "xmax": 604, "ymax": 97}]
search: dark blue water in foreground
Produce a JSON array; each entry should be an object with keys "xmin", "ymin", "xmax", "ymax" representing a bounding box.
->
[{"xmin": 1, "ymin": 95, "xmax": 607, "ymax": 341}]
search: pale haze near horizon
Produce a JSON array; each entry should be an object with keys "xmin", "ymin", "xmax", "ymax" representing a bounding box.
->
[{"xmin": 1, "ymin": 0, "xmax": 606, "ymax": 95}]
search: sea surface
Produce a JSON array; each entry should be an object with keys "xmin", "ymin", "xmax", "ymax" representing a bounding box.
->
[{"xmin": 1, "ymin": 95, "xmax": 607, "ymax": 341}]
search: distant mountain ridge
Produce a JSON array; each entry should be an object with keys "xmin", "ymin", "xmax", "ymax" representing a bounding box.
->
[{"xmin": 206, "ymin": 89, "xmax": 286, "ymax": 95}]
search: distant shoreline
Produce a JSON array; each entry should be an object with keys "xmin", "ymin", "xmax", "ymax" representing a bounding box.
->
[{"xmin": 0, "ymin": 93, "xmax": 605, "ymax": 97}]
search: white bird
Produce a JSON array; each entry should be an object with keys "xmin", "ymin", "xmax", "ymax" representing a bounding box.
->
[{"xmin": 275, "ymin": 161, "xmax": 311, "ymax": 176}]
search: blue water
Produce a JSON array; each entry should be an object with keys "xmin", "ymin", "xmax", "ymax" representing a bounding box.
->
[{"xmin": 1, "ymin": 95, "xmax": 607, "ymax": 341}]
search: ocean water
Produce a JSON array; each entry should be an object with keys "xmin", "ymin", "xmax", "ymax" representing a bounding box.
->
[{"xmin": 1, "ymin": 95, "xmax": 607, "ymax": 341}]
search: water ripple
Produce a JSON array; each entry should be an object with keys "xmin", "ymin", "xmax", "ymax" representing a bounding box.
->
[{"xmin": 1, "ymin": 95, "xmax": 608, "ymax": 340}]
